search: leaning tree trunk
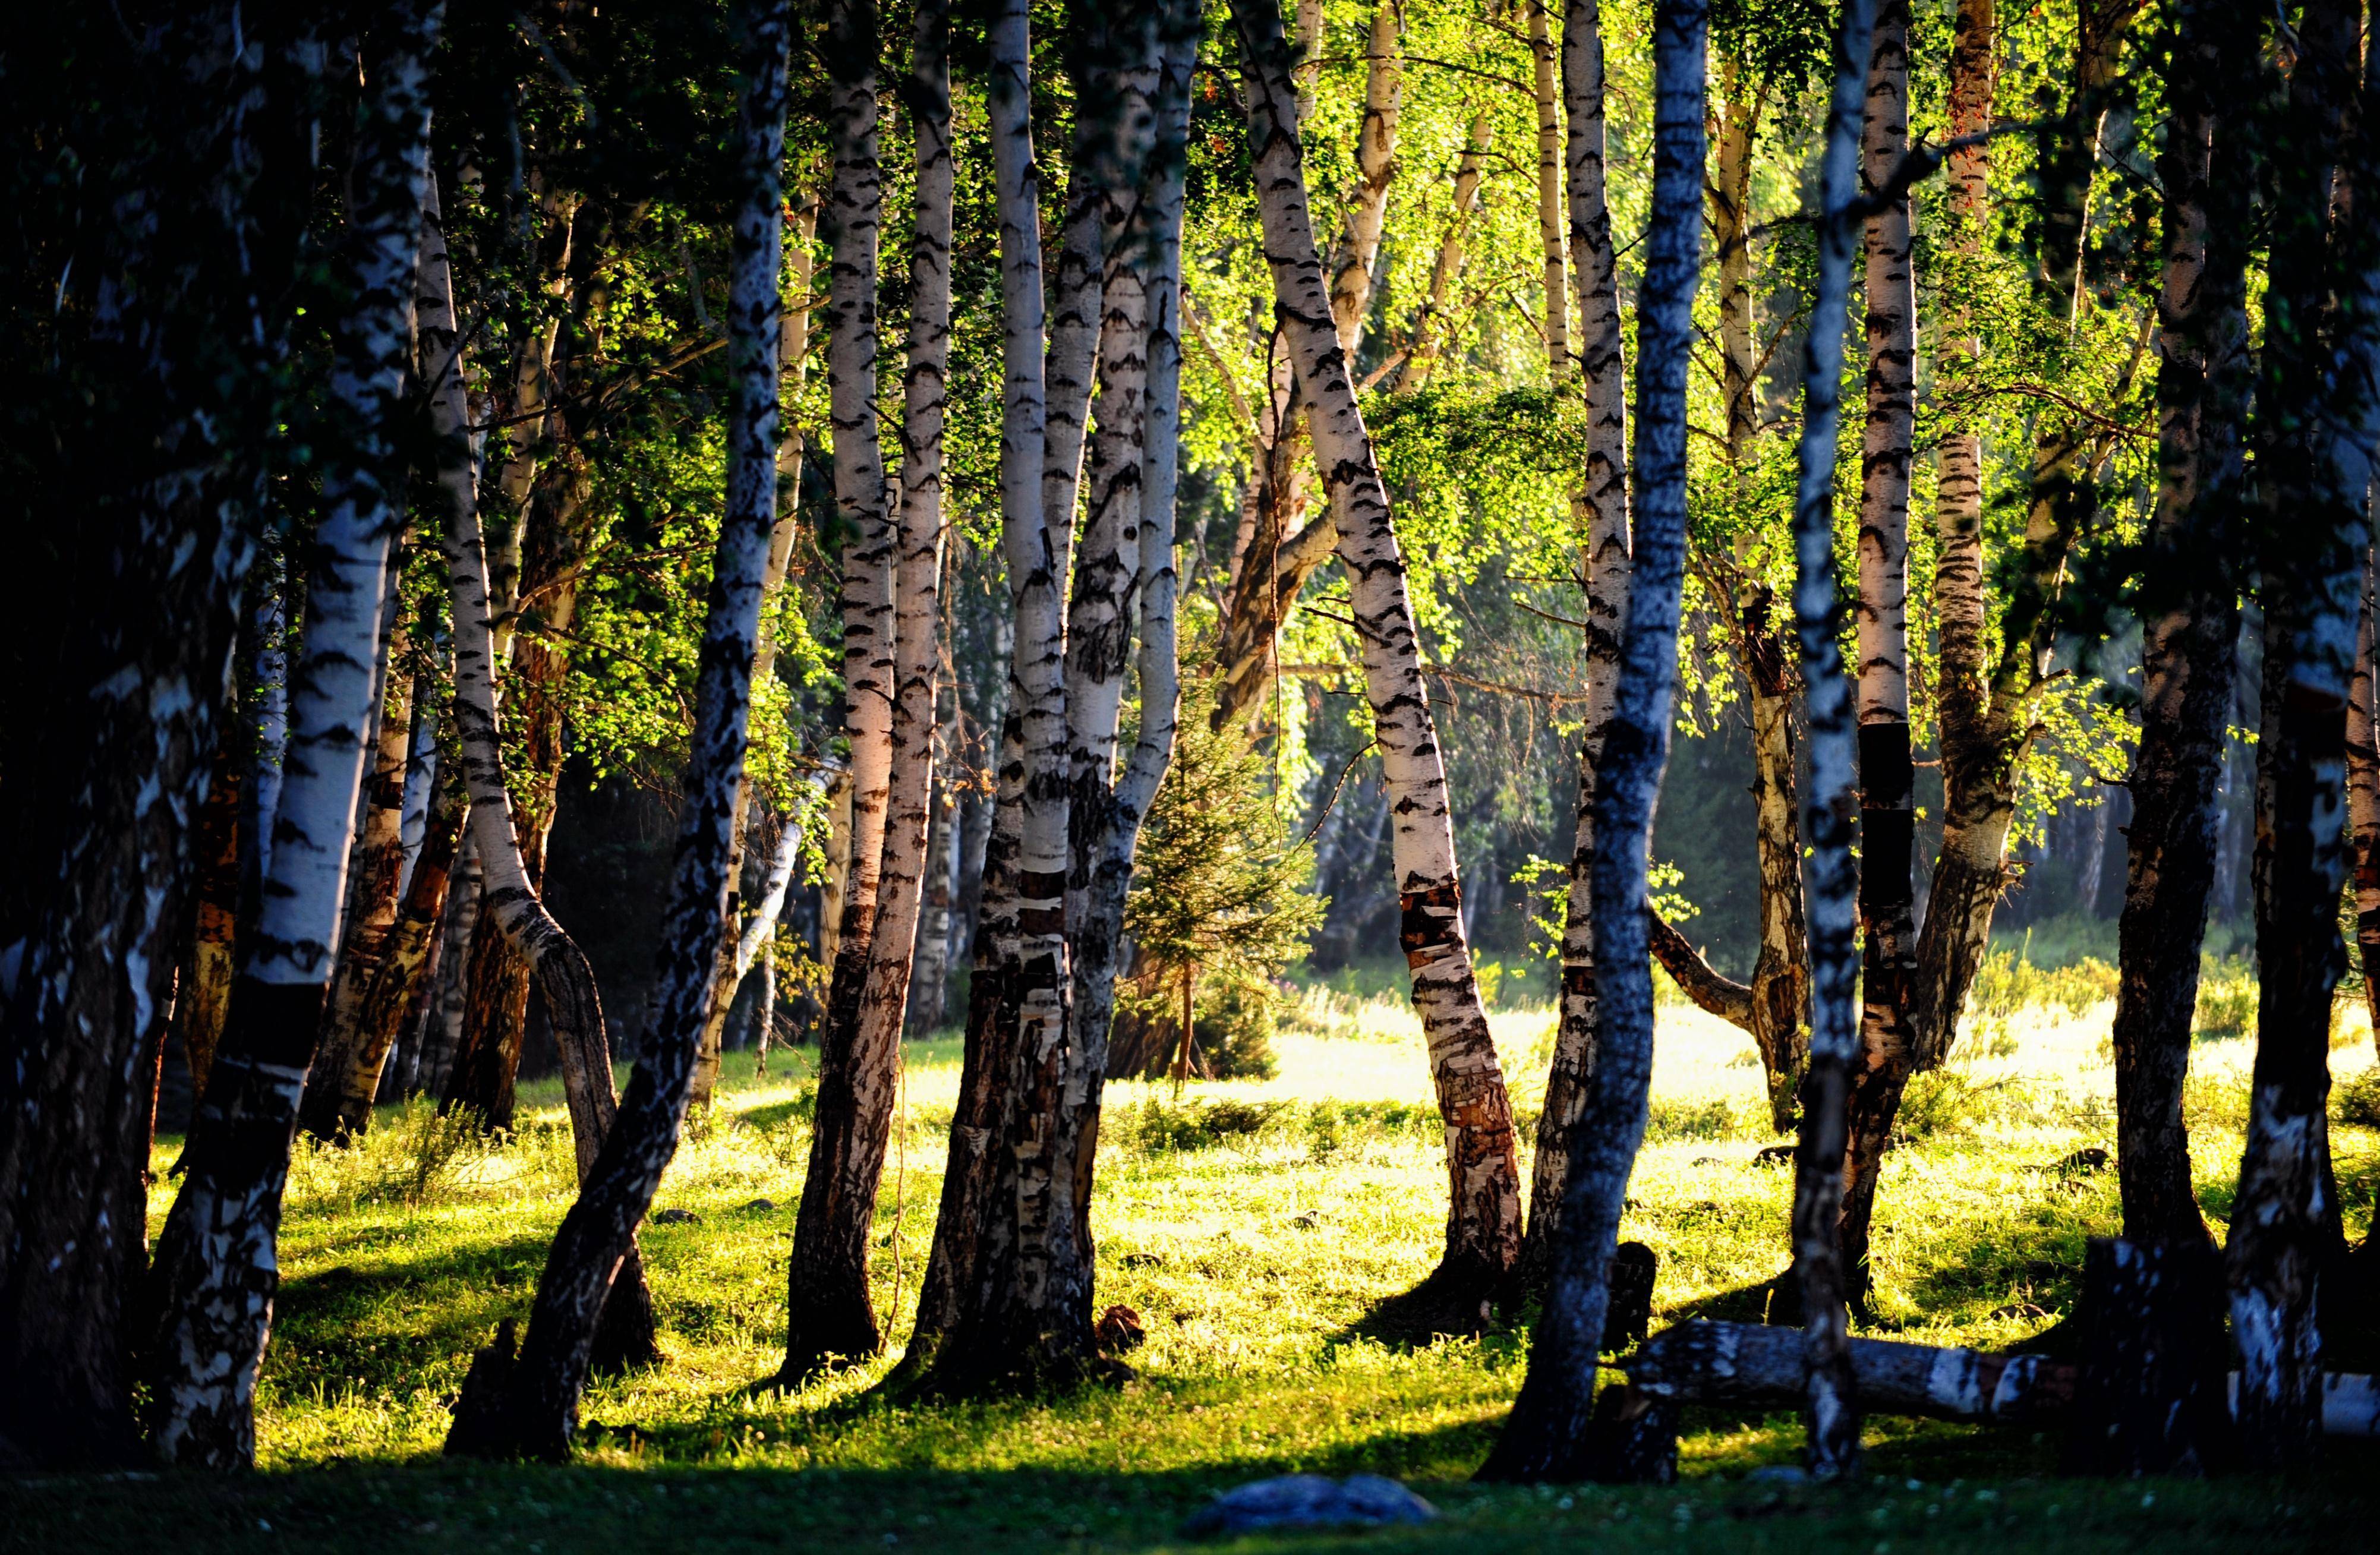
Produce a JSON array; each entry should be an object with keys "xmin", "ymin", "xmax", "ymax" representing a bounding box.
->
[
  {"xmin": 1327, "ymin": 2, "xmax": 1401, "ymax": 358},
  {"xmin": 1840, "ymin": 0, "xmax": 1919, "ymax": 1304},
  {"xmin": 1395, "ymin": 113, "xmax": 1492, "ymax": 392},
  {"xmin": 1518, "ymin": 0, "xmax": 1633, "ymax": 1292},
  {"xmin": 139, "ymin": 10, "xmax": 440, "ymax": 1466},
  {"xmin": 300, "ymin": 607, "xmax": 416, "ymax": 1141},
  {"xmin": 2113, "ymin": 0, "xmax": 2251, "ymax": 1251},
  {"xmin": 1232, "ymin": 0, "xmax": 1524, "ymax": 1313},
  {"xmin": 1780, "ymin": 0, "xmax": 1877, "ymax": 1480},
  {"xmin": 783, "ymin": 0, "xmax": 948, "ymax": 1380},
  {"xmin": 444, "ymin": 0, "xmax": 792, "ymax": 1461},
  {"xmin": 1479, "ymin": 0, "xmax": 1705, "ymax": 1481},
  {"xmin": 416, "ymin": 174, "xmax": 659, "ymax": 1373},
  {"xmin": 688, "ymin": 197, "xmax": 820, "ymax": 1108}
]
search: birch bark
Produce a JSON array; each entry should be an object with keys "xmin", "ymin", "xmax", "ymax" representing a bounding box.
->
[
  {"xmin": 0, "ymin": 13, "xmax": 314, "ymax": 1466},
  {"xmin": 1842, "ymin": 0, "xmax": 1918, "ymax": 1299},
  {"xmin": 815, "ymin": 0, "xmax": 897, "ymax": 1135},
  {"xmin": 141, "ymin": 7, "xmax": 440, "ymax": 1466},
  {"xmin": 2111, "ymin": 0, "xmax": 2252, "ymax": 1251},
  {"xmin": 1783, "ymin": 0, "xmax": 1877, "ymax": 1478},
  {"xmin": 1231, "ymin": 0, "xmax": 1524, "ymax": 1307},
  {"xmin": 786, "ymin": 0, "xmax": 947, "ymax": 1378},
  {"xmin": 1527, "ymin": 1, "xmax": 1568, "ymax": 371},
  {"xmin": 445, "ymin": 0, "xmax": 792, "ymax": 1458},
  {"xmin": 1328, "ymin": 4, "xmax": 1401, "ymax": 358},
  {"xmin": 900, "ymin": 0, "xmax": 1048, "ymax": 1387},
  {"xmin": 1480, "ymin": 0, "xmax": 1706, "ymax": 1480},
  {"xmin": 1518, "ymin": 0, "xmax": 1633, "ymax": 1289},
  {"xmin": 417, "ymin": 174, "xmax": 660, "ymax": 1371}
]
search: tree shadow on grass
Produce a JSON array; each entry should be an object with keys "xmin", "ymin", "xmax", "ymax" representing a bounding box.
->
[{"xmin": 1326, "ymin": 1266, "xmax": 1530, "ymax": 1352}]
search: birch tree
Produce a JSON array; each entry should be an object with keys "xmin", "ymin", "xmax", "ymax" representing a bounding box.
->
[
  {"xmin": 1230, "ymin": 0, "xmax": 1524, "ymax": 1310},
  {"xmin": 140, "ymin": 5, "xmax": 443, "ymax": 1465},
  {"xmin": 1783, "ymin": 0, "xmax": 1877, "ymax": 1480},
  {"xmin": 417, "ymin": 175, "xmax": 659, "ymax": 1373},
  {"xmin": 2111, "ymin": 0, "xmax": 2252, "ymax": 1251},
  {"xmin": 445, "ymin": 0, "xmax": 793, "ymax": 1458},
  {"xmin": 1518, "ymin": 0, "xmax": 1634, "ymax": 1287},
  {"xmin": 1480, "ymin": 0, "xmax": 1706, "ymax": 1479},
  {"xmin": 784, "ymin": 0, "xmax": 947, "ymax": 1379}
]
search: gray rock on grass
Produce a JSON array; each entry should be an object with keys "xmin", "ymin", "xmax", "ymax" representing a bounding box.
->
[{"xmin": 1182, "ymin": 1474, "xmax": 1438, "ymax": 1538}]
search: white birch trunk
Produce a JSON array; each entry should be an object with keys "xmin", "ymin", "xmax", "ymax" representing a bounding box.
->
[
  {"xmin": 1527, "ymin": 0, "xmax": 1568, "ymax": 372},
  {"xmin": 1231, "ymin": 0, "xmax": 1521, "ymax": 1298},
  {"xmin": 1785, "ymin": 0, "xmax": 1877, "ymax": 1480},
  {"xmin": 786, "ymin": 0, "xmax": 948, "ymax": 1374},
  {"xmin": 1326, "ymin": 3, "xmax": 1401, "ymax": 355},
  {"xmin": 143, "ymin": 7, "xmax": 440, "ymax": 1466},
  {"xmin": 445, "ymin": 0, "xmax": 792, "ymax": 1459}
]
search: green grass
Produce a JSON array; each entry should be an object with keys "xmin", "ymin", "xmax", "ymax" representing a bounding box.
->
[{"xmin": 5, "ymin": 995, "xmax": 2378, "ymax": 1550}]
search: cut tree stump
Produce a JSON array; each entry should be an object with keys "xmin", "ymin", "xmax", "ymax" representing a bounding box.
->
[
  {"xmin": 1603, "ymin": 1242, "xmax": 1657, "ymax": 1351},
  {"xmin": 2061, "ymin": 1237, "xmax": 2233, "ymax": 1476}
]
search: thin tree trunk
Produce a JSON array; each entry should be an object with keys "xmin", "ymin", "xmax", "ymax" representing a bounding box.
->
[
  {"xmin": 784, "ymin": 0, "xmax": 946, "ymax": 1378},
  {"xmin": 909, "ymin": 764, "xmax": 956, "ymax": 1033},
  {"xmin": 2351, "ymin": 546, "xmax": 2380, "ymax": 1048},
  {"xmin": 1783, "ymin": 0, "xmax": 1877, "ymax": 1479},
  {"xmin": 1395, "ymin": 114, "xmax": 1492, "ymax": 393},
  {"xmin": 417, "ymin": 173, "xmax": 659, "ymax": 1371},
  {"xmin": 1480, "ymin": 0, "xmax": 1705, "ymax": 1479},
  {"xmin": 139, "ymin": 10, "xmax": 439, "ymax": 1465},
  {"xmin": 1232, "ymin": 0, "xmax": 1523, "ymax": 1310},
  {"xmin": 1518, "ymin": 0, "xmax": 1633, "ymax": 1290},
  {"xmin": 1908, "ymin": 0, "xmax": 2143, "ymax": 1067},
  {"xmin": 172, "ymin": 740, "xmax": 246, "ymax": 1105},
  {"xmin": 1327, "ymin": 3, "xmax": 1400, "ymax": 357},
  {"xmin": 332, "ymin": 752, "xmax": 467, "ymax": 1131},
  {"xmin": 1526, "ymin": 0, "xmax": 1568, "ymax": 372},
  {"xmin": 2114, "ymin": 0, "xmax": 2249, "ymax": 1254},
  {"xmin": 689, "ymin": 195, "xmax": 820, "ymax": 1108},
  {"xmin": 1711, "ymin": 51, "xmax": 1805, "ymax": 1133},
  {"xmin": 1841, "ymin": 0, "xmax": 1918, "ymax": 1302},
  {"xmin": 446, "ymin": 0, "xmax": 792, "ymax": 1458},
  {"xmin": 301, "ymin": 609, "xmax": 416, "ymax": 1140},
  {"xmin": 414, "ymin": 841, "xmax": 480, "ymax": 1100}
]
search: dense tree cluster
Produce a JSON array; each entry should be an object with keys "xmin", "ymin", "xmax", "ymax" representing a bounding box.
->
[{"xmin": 0, "ymin": 0, "xmax": 2369, "ymax": 1484}]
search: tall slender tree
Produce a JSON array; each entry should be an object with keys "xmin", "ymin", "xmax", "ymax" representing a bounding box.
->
[
  {"xmin": 784, "ymin": 0, "xmax": 949, "ymax": 1379},
  {"xmin": 139, "ymin": 4, "xmax": 443, "ymax": 1466},
  {"xmin": 2111, "ymin": 0, "xmax": 2253, "ymax": 1251},
  {"xmin": 1479, "ymin": 0, "xmax": 1707, "ymax": 1480},
  {"xmin": 446, "ymin": 0, "xmax": 794, "ymax": 1459},
  {"xmin": 1231, "ymin": 0, "xmax": 1525, "ymax": 1312}
]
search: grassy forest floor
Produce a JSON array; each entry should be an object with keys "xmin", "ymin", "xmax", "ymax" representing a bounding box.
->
[{"xmin": 8, "ymin": 980, "xmax": 2380, "ymax": 1550}]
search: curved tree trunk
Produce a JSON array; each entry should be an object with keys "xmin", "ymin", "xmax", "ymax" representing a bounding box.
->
[
  {"xmin": 140, "ymin": 10, "xmax": 440, "ymax": 1466},
  {"xmin": 1840, "ymin": 0, "xmax": 1919, "ymax": 1302},
  {"xmin": 1782, "ymin": 0, "xmax": 1877, "ymax": 1479},
  {"xmin": 784, "ymin": 0, "xmax": 947, "ymax": 1378},
  {"xmin": 1395, "ymin": 114, "xmax": 1493, "ymax": 393},
  {"xmin": 417, "ymin": 173, "xmax": 660, "ymax": 1376},
  {"xmin": 1480, "ymin": 1, "xmax": 1704, "ymax": 1480},
  {"xmin": 1518, "ymin": 0, "xmax": 1632, "ymax": 1292},
  {"xmin": 445, "ymin": 0, "xmax": 792, "ymax": 1459},
  {"xmin": 1232, "ymin": 0, "xmax": 1523, "ymax": 1311},
  {"xmin": 2112, "ymin": 0, "xmax": 2250, "ymax": 1252},
  {"xmin": 1327, "ymin": 3, "xmax": 1400, "ymax": 358}
]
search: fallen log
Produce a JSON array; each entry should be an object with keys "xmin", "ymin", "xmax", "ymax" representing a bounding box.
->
[
  {"xmin": 1624, "ymin": 1320, "xmax": 2376, "ymax": 1437},
  {"xmin": 1626, "ymin": 1320, "xmax": 2074, "ymax": 1424}
]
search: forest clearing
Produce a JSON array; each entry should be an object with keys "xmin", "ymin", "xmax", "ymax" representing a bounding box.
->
[{"xmin": 8, "ymin": 966, "xmax": 2376, "ymax": 1547}]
